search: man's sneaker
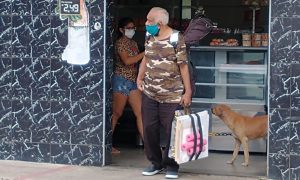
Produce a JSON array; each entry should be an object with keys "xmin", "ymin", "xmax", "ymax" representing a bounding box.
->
[
  {"xmin": 142, "ymin": 165, "xmax": 164, "ymax": 176},
  {"xmin": 165, "ymin": 170, "xmax": 178, "ymax": 179}
]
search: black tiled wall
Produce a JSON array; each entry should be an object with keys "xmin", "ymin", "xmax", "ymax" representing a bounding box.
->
[
  {"xmin": 0, "ymin": 0, "xmax": 112, "ymax": 166},
  {"xmin": 269, "ymin": 0, "xmax": 300, "ymax": 179}
]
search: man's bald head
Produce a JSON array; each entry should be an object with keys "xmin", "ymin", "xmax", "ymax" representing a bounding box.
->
[{"xmin": 147, "ymin": 7, "xmax": 169, "ymax": 25}]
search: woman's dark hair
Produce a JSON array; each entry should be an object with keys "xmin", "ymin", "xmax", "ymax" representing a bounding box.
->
[{"xmin": 116, "ymin": 17, "xmax": 135, "ymax": 39}]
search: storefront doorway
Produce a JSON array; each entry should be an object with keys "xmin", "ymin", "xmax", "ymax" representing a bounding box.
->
[{"xmin": 108, "ymin": 0, "xmax": 269, "ymax": 178}]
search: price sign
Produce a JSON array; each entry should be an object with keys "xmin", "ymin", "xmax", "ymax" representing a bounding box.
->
[{"xmin": 60, "ymin": 0, "xmax": 81, "ymax": 15}]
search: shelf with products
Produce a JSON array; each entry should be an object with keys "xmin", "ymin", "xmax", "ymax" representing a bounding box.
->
[{"xmin": 190, "ymin": 46, "xmax": 268, "ymax": 105}]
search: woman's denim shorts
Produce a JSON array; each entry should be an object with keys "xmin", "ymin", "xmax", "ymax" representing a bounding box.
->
[{"xmin": 112, "ymin": 75, "xmax": 138, "ymax": 96}]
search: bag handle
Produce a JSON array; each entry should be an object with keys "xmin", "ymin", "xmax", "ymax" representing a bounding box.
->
[
  {"xmin": 188, "ymin": 114, "xmax": 197, "ymax": 161},
  {"xmin": 194, "ymin": 113, "xmax": 204, "ymax": 159},
  {"xmin": 184, "ymin": 107, "xmax": 191, "ymax": 115},
  {"xmin": 188, "ymin": 113, "xmax": 204, "ymax": 161}
]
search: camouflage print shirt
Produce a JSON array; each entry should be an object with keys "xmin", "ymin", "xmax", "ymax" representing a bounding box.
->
[{"xmin": 143, "ymin": 31, "xmax": 188, "ymax": 103}]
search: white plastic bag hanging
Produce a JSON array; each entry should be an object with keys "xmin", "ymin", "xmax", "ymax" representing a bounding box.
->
[{"xmin": 169, "ymin": 110, "xmax": 210, "ymax": 164}]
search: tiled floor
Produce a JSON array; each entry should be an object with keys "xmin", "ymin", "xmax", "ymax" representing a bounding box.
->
[{"xmin": 111, "ymin": 147, "xmax": 267, "ymax": 178}]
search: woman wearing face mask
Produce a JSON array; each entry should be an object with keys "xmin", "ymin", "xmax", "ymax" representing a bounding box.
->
[{"xmin": 111, "ymin": 17, "xmax": 145, "ymax": 154}]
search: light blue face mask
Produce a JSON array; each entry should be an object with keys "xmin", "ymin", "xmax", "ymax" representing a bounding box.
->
[{"xmin": 146, "ymin": 24, "xmax": 159, "ymax": 36}]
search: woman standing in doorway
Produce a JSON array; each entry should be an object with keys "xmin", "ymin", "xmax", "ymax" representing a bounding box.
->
[{"xmin": 111, "ymin": 17, "xmax": 145, "ymax": 154}]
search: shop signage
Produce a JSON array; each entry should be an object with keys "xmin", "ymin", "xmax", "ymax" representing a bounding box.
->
[{"xmin": 60, "ymin": 0, "xmax": 81, "ymax": 15}]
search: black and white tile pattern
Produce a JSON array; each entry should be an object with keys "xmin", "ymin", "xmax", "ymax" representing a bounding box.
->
[
  {"xmin": 0, "ymin": 0, "xmax": 108, "ymax": 166},
  {"xmin": 0, "ymin": 16, "xmax": 12, "ymax": 57},
  {"xmin": 269, "ymin": 0, "xmax": 300, "ymax": 179}
]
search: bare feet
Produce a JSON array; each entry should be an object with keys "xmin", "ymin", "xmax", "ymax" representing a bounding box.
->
[{"xmin": 112, "ymin": 147, "xmax": 120, "ymax": 154}]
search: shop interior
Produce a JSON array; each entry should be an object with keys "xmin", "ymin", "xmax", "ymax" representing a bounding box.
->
[{"xmin": 111, "ymin": 0, "xmax": 268, "ymax": 177}]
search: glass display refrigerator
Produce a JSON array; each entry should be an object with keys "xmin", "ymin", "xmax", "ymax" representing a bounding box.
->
[{"xmin": 189, "ymin": 46, "xmax": 268, "ymax": 152}]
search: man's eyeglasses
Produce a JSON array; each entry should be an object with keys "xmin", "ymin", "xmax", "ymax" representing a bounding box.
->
[{"xmin": 124, "ymin": 27, "xmax": 136, "ymax": 30}]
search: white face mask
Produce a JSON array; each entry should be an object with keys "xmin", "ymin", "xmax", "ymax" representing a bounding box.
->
[{"xmin": 124, "ymin": 29, "xmax": 135, "ymax": 39}]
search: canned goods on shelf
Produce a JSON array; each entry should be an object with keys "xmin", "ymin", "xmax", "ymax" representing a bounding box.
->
[
  {"xmin": 251, "ymin": 39, "xmax": 261, "ymax": 47},
  {"xmin": 251, "ymin": 33, "xmax": 261, "ymax": 41},
  {"xmin": 261, "ymin": 40, "xmax": 268, "ymax": 46},
  {"xmin": 243, "ymin": 40, "xmax": 251, "ymax": 47},
  {"xmin": 261, "ymin": 33, "xmax": 268, "ymax": 41},
  {"xmin": 242, "ymin": 33, "xmax": 251, "ymax": 41}
]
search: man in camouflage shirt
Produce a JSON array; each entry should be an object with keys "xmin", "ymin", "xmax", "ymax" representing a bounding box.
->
[{"xmin": 137, "ymin": 7, "xmax": 192, "ymax": 179}]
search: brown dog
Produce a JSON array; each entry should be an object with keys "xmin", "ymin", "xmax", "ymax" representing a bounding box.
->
[{"xmin": 212, "ymin": 104, "xmax": 268, "ymax": 166}]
